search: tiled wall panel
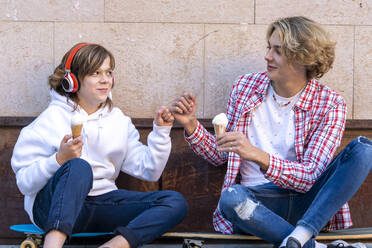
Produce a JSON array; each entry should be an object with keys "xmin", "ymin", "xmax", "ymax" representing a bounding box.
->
[
  {"xmin": 0, "ymin": 22, "xmax": 53, "ymax": 116},
  {"xmin": 0, "ymin": 0, "xmax": 104, "ymax": 22},
  {"xmin": 256, "ymin": 0, "xmax": 371, "ymax": 25},
  {"xmin": 106, "ymin": 0, "xmax": 254, "ymax": 24},
  {"xmin": 321, "ymin": 26, "xmax": 354, "ymax": 119},
  {"xmin": 354, "ymin": 26, "xmax": 372, "ymax": 119},
  {"xmin": 204, "ymin": 24, "xmax": 267, "ymax": 117},
  {"xmin": 54, "ymin": 23, "xmax": 204, "ymax": 117}
]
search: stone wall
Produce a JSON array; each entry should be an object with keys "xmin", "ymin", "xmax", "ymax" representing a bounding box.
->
[{"xmin": 0, "ymin": 0, "xmax": 371, "ymax": 119}]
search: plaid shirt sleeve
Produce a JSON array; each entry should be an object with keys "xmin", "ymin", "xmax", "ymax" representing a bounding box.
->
[
  {"xmin": 184, "ymin": 122, "xmax": 228, "ymax": 166},
  {"xmin": 266, "ymin": 98, "xmax": 347, "ymax": 193}
]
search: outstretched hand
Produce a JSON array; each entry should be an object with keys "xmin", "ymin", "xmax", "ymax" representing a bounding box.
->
[
  {"xmin": 155, "ymin": 106, "xmax": 174, "ymax": 126},
  {"xmin": 170, "ymin": 93, "xmax": 198, "ymax": 135}
]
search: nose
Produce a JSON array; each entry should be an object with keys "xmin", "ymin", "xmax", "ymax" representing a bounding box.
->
[
  {"xmin": 265, "ymin": 48, "xmax": 273, "ymax": 62},
  {"xmin": 99, "ymin": 73, "xmax": 111, "ymax": 84}
]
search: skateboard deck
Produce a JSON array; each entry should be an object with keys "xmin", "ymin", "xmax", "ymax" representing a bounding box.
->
[
  {"xmin": 165, "ymin": 229, "xmax": 372, "ymax": 248},
  {"xmin": 11, "ymin": 224, "xmax": 113, "ymax": 248},
  {"xmin": 10, "ymin": 224, "xmax": 112, "ymax": 237},
  {"xmin": 164, "ymin": 228, "xmax": 372, "ymax": 240}
]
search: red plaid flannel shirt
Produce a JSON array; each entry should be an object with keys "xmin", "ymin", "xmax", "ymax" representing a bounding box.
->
[{"xmin": 185, "ymin": 72, "xmax": 350, "ymax": 234}]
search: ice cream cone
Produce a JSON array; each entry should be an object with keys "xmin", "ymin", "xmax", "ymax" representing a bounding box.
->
[
  {"xmin": 71, "ymin": 113, "xmax": 85, "ymax": 139},
  {"xmin": 212, "ymin": 113, "xmax": 228, "ymax": 136},
  {"xmin": 71, "ymin": 124, "xmax": 83, "ymax": 138},
  {"xmin": 214, "ymin": 124, "xmax": 226, "ymax": 136}
]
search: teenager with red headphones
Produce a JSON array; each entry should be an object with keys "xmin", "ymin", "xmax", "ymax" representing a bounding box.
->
[
  {"xmin": 61, "ymin": 43, "xmax": 115, "ymax": 93},
  {"xmin": 12, "ymin": 43, "xmax": 187, "ymax": 248}
]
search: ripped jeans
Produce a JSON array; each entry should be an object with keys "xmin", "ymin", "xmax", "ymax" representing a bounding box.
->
[{"xmin": 219, "ymin": 136, "xmax": 372, "ymax": 248}]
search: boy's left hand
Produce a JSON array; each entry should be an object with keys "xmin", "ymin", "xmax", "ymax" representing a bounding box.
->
[{"xmin": 155, "ymin": 106, "xmax": 174, "ymax": 126}]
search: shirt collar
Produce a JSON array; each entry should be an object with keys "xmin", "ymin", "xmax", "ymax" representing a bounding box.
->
[
  {"xmin": 255, "ymin": 72, "xmax": 271, "ymax": 96},
  {"xmin": 295, "ymin": 79, "xmax": 318, "ymax": 111},
  {"xmin": 258, "ymin": 73, "xmax": 317, "ymax": 112}
]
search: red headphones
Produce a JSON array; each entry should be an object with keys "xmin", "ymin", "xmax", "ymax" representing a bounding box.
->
[
  {"xmin": 62, "ymin": 43, "xmax": 90, "ymax": 93},
  {"xmin": 61, "ymin": 43, "xmax": 115, "ymax": 93}
]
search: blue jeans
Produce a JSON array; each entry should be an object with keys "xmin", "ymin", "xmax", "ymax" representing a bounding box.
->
[
  {"xmin": 33, "ymin": 158, "xmax": 188, "ymax": 248},
  {"xmin": 219, "ymin": 136, "xmax": 372, "ymax": 248}
]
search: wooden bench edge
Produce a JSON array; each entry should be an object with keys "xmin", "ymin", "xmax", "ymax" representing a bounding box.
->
[{"xmin": 163, "ymin": 229, "xmax": 372, "ymax": 240}]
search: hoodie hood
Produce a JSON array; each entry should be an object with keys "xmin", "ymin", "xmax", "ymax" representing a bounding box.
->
[{"xmin": 49, "ymin": 89, "xmax": 75, "ymax": 112}]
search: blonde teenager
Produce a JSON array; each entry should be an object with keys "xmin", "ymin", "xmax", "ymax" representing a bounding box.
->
[{"xmin": 170, "ymin": 16, "xmax": 371, "ymax": 248}]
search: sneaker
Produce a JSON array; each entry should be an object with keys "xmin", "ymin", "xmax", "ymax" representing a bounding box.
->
[
  {"xmin": 286, "ymin": 237, "xmax": 302, "ymax": 248},
  {"xmin": 271, "ymin": 237, "xmax": 301, "ymax": 248},
  {"xmin": 327, "ymin": 240, "xmax": 366, "ymax": 248}
]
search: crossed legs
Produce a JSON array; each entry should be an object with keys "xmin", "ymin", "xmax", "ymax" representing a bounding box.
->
[
  {"xmin": 33, "ymin": 158, "xmax": 188, "ymax": 248},
  {"xmin": 219, "ymin": 137, "xmax": 372, "ymax": 248}
]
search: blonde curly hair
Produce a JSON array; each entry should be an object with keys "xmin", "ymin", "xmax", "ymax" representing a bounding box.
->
[{"xmin": 266, "ymin": 16, "xmax": 336, "ymax": 80}]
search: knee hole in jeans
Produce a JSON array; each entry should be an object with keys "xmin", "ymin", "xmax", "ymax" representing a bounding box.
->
[
  {"xmin": 358, "ymin": 136, "xmax": 372, "ymax": 147},
  {"xmin": 220, "ymin": 186, "xmax": 257, "ymax": 221}
]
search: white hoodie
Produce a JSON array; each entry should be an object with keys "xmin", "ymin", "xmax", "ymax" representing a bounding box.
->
[{"xmin": 11, "ymin": 90, "xmax": 172, "ymax": 224}]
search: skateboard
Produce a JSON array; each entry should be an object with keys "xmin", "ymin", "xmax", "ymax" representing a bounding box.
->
[
  {"xmin": 11, "ymin": 224, "xmax": 372, "ymax": 248},
  {"xmin": 165, "ymin": 228, "xmax": 372, "ymax": 240},
  {"xmin": 164, "ymin": 228, "xmax": 372, "ymax": 248},
  {"xmin": 10, "ymin": 224, "xmax": 112, "ymax": 248}
]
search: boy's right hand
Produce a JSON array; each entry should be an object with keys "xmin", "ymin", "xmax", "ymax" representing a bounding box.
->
[
  {"xmin": 170, "ymin": 93, "xmax": 198, "ymax": 135},
  {"xmin": 56, "ymin": 135, "xmax": 83, "ymax": 165}
]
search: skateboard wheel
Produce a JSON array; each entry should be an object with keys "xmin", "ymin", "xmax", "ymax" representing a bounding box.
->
[
  {"xmin": 183, "ymin": 239, "xmax": 203, "ymax": 248},
  {"xmin": 20, "ymin": 239, "xmax": 38, "ymax": 248}
]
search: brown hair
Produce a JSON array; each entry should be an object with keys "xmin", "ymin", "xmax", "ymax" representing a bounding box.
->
[
  {"xmin": 266, "ymin": 16, "xmax": 336, "ymax": 79},
  {"xmin": 49, "ymin": 43, "xmax": 115, "ymax": 110}
]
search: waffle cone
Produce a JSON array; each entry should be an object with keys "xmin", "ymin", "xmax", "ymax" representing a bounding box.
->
[
  {"xmin": 214, "ymin": 124, "xmax": 226, "ymax": 136},
  {"xmin": 71, "ymin": 124, "xmax": 83, "ymax": 138}
]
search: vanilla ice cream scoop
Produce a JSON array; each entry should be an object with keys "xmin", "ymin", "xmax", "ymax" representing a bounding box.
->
[
  {"xmin": 71, "ymin": 114, "xmax": 85, "ymax": 138},
  {"xmin": 71, "ymin": 113, "xmax": 85, "ymax": 126},
  {"xmin": 212, "ymin": 113, "xmax": 228, "ymax": 136}
]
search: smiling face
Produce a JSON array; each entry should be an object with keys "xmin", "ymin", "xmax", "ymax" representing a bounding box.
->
[
  {"xmin": 77, "ymin": 56, "xmax": 114, "ymax": 114},
  {"xmin": 265, "ymin": 29, "xmax": 306, "ymax": 86}
]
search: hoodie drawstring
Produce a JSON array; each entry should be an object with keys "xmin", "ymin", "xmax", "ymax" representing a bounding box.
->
[
  {"xmin": 82, "ymin": 127, "xmax": 89, "ymax": 158},
  {"xmin": 97, "ymin": 114, "xmax": 103, "ymax": 143}
]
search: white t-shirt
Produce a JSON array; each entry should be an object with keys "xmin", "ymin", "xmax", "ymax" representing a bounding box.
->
[{"xmin": 240, "ymin": 84, "xmax": 302, "ymax": 186}]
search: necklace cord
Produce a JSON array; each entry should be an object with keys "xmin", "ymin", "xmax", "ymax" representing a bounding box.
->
[{"xmin": 272, "ymin": 93, "xmax": 292, "ymax": 107}]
